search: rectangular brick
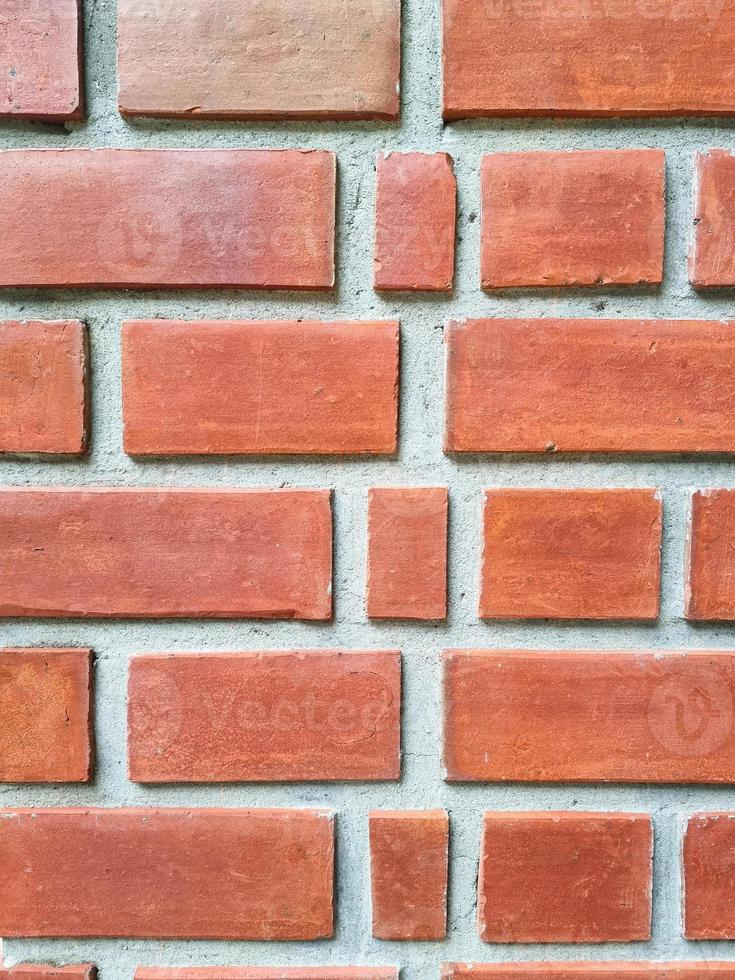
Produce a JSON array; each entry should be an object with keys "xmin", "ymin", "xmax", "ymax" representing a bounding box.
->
[
  {"xmin": 128, "ymin": 650, "xmax": 401, "ymax": 782},
  {"xmin": 137, "ymin": 971, "xmax": 397, "ymax": 980},
  {"xmin": 0, "ymin": 808, "xmax": 334, "ymax": 939},
  {"xmin": 684, "ymin": 813, "xmax": 735, "ymax": 939},
  {"xmin": 480, "ymin": 489, "xmax": 661, "ymax": 621},
  {"xmin": 442, "ymin": 966, "xmax": 735, "ymax": 979},
  {"xmin": 444, "ymin": 650, "xmax": 735, "ymax": 784},
  {"xmin": 0, "ymin": 150, "xmax": 335, "ymax": 290},
  {"xmin": 0, "ymin": 488, "xmax": 332, "ymax": 620},
  {"xmin": 479, "ymin": 812, "xmax": 652, "ymax": 943},
  {"xmin": 690, "ymin": 149, "xmax": 735, "ymax": 287},
  {"xmin": 367, "ymin": 488, "xmax": 448, "ymax": 620},
  {"xmin": 117, "ymin": 0, "xmax": 400, "ymax": 121},
  {"xmin": 1, "ymin": 970, "xmax": 95, "ymax": 980},
  {"xmin": 374, "ymin": 152, "xmax": 456, "ymax": 291},
  {"xmin": 687, "ymin": 489, "xmax": 735, "ymax": 620},
  {"xmin": 0, "ymin": 321, "xmax": 88, "ymax": 455},
  {"xmin": 122, "ymin": 320, "xmax": 399, "ymax": 456},
  {"xmin": 442, "ymin": 0, "xmax": 735, "ymax": 119},
  {"xmin": 445, "ymin": 318, "xmax": 735, "ymax": 453},
  {"xmin": 370, "ymin": 811, "xmax": 448, "ymax": 940},
  {"xmin": 0, "ymin": 0, "xmax": 82, "ymax": 121},
  {"xmin": 0, "ymin": 648, "xmax": 93, "ymax": 783},
  {"xmin": 481, "ymin": 150, "xmax": 665, "ymax": 288}
]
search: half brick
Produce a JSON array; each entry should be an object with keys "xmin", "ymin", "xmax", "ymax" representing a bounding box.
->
[
  {"xmin": 691, "ymin": 150, "xmax": 735, "ymax": 287},
  {"xmin": 687, "ymin": 490, "xmax": 735, "ymax": 620},
  {"xmin": 684, "ymin": 813, "xmax": 735, "ymax": 939},
  {"xmin": 1, "ymin": 970, "xmax": 96, "ymax": 980}
]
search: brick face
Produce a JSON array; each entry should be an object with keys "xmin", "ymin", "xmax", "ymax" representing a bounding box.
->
[
  {"xmin": 684, "ymin": 813, "xmax": 735, "ymax": 939},
  {"xmin": 442, "ymin": 968, "xmax": 735, "ymax": 979},
  {"xmin": 687, "ymin": 490, "xmax": 735, "ymax": 621},
  {"xmin": 691, "ymin": 149, "xmax": 735, "ymax": 287},
  {"xmin": 0, "ymin": 970, "xmax": 96, "ymax": 980}
]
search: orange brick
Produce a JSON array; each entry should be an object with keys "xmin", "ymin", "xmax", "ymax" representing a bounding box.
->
[
  {"xmin": 0, "ymin": 0, "xmax": 82, "ymax": 121},
  {"xmin": 0, "ymin": 150, "xmax": 335, "ymax": 290},
  {"xmin": 444, "ymin": 650, "xmax": 735, "ymax": 784},
  {"xmin": 0, "ymin": 321, "xmax": 88, "ymax": 454},
  {"xmin": 478, "ymin": 812, "xmax": 652, "ymax": 943},
  {"xmin": 0, "ymin": 808, "xmax": 334, "ymax": 939},
  {"xmin": 442, "ymin": 966, "xmax": 735, "ymax": 979},
  {"xmin": 128, "ymin": 650, "xmax": 401, "ymax": 782},
  {"xmin": 370, "ymin": 811, "xmax": 448, "ymax": 940},
  {"xmin": 480, "ymin": 489, "xmax": 662, "ymax": 621},
  {"xmin": 122, "ymin": 320, "xmax": 399, "ymax": 456},
  {"xmin": 374, "ymin": 153, "xmax": 456, "ymax": 291},
  {"xmin": 117, "ymin": 0, "xmax": 400, "ymax": 121},
  {"xmin": 0, "ymin": 488, "xmax": 332, "ymax": 620},
  {"xmin": 1, "ymin": 969, "xmax": 96, "ymax": 980},
  {"xmin": 481, "ymin": 150, "xmax": 665, "ymax": 288},
  {"xmin": 442, "ymin": 0, "xmax": 735, "ymax": 119},
  {"xmin": 690, "ymin": 150, "xmax": 735, "ymax": 287},
  {"xmin": 687, "ymin": 490, "xmax": 735, "ymax": 620},
  {"xmin": 445, "ymin": 318, "xmax": 735, "ymax": 453},
  {"xmin": 367, "ymin": 488, "xmax": 448, "ymax": 620},
  {"xmin": 684, "ymin": 813, "xmax": 735, "ymax": 939}
]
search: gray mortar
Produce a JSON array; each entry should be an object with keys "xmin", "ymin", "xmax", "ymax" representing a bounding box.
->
[{"xmin": 2, "ymin": 0, "xmax": 735, "ymax": 977}]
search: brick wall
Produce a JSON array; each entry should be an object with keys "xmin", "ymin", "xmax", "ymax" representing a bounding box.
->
[{"xmin": 3, "ymin": 1, "xmax": 735, "ymax": 979}]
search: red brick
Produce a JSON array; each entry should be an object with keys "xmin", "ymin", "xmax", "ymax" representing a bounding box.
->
[
  {"xmin": 0, "ymin": 648, "xmax": 92, "ymax": 783},
  {"xmin": 122, "ymin": 320, "xmax": 399, "ymax": 456},
  {"xmin": 374, "ymin": 153, "xmax": 456, "ymax": 291},
  {"xmin": 367, "ymin": 488, "xmax": 448, "ymax": 620},
  {"xmin": 442, "ymin": 0, "xmax": 735, "ymax": 119},
  {"xmin": 0, "ymin": 808, "xmax": 334, "ymax": 939},
  {"xmin": 478, "ymin": 812, "xmax": 652, "ymax": 943},
  {"xmin": 1, "ymin": 969, "xmax": 96, "ymax": 980},
  {"xmin": 444, "ymin": 649, "xmax": 735, "ymax": 784},
  {"xmin": 480, "ymin": 489, "xmax": 661, "ymax": 621},
  {"xmin": 0, "ymin": 0, "xmax": 82, "ymax": 121},
  {"xmin": 445, "ymin": 318, "xmax": 735, "ymax": 453},
  {"xmin": 684, "ymin": 813, "xmax": 735, "ymax": 938},
  {"xmin": 687, "ymin": 490, "xmax": 735, "ymax": 620},
  {"xmin": 117, "ymin": 0, "xmax": 400, "ymax": 121},
  {"xmin": 128, "ymin": 650, "xmax": 400, "ymax": 783},
  {"xmin": 442, "ymin": 966, "xmax": 735, "ymax": 979},
  {"xmin": 369, "ymin": 810, "xmax": 448, "ymax": 940},
  {"xmin": 0, "ymin": 321, "xmax": 88, "ymax": 455},
  {"xmin": 690, "ymin": 150, "xmax": 735, "ymax": 287},
  {"xmin": 0, "ymin": 488, "xmax": 332, "ymax": 620},
  {"xmin": 481, "ymin": 150, "xmax": 665, "ymax": 288},
  {"xmin": 137, "ymin": 971, "xmax": 397, "ymax": 980},
  {"xmin": 0, "ymin": 150, "xmax": 335, "ymax": 290}
]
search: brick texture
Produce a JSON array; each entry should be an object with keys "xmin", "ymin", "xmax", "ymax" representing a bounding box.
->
[
  {"xmin": 117, "ymin": 0, "xmax": 400, "ymax": 121},
  {"xmin": 122, "ymin": 320, "xmax": 399, "ymax": 456},
  {"xmin": 0, "ymin": 150, "xmax": 335, "ymax": 289},
  {"xmin": 367, "ymin": 487, "xmax": 448, "ymax": 620},
  {"xmin": 0, "ymin": 970, "xmax": 96, "ymax": 980},
  {"xmin": 0, "ymin": 808, "xmax": 334, "ymax": 939},
  {"xmin": 687, "ymin": 489, "xmax": 735, "ymax": 621},
  {"xmin": 0, "ymin": 488, "xmax": 332, "ymax": 619},
  {"xmin": 0, "ymin": 648, "xmax": 93, "ymax": 783},
  {"xmin": 369, "ymin": 810, "xmax": 449, "ymax": 940},
  {"xmin": 0, "ymin": 0, "xmax": 82, "ymax": 120},
  {"xmin": 444, "ymin": 649, "xmax": 735, "ymax": 784},
  {"xmin": 478, "ymin": 812, "xmax": 653, "ymax": 943},
  {"xmin": 445, "ymin": 318, "xmax": 735, "ymax": 453},
  {"xmin": 442, "ymin": 967, "xmax": 735, "ymax": 979},
  {"xmin": 374, "ymin": 152, "xmax": 456, "ymax": 291},
  {"xmin": 128, "ymin": 650, "xmax": 401, "ymax": 782},
  {"xmin": 442, "ymin": 0, "xmax": 735, "ymax": 119},
  {"xmin": 481, "ymin": 150, "xmax": 665, "ymax": 288},
  {"xmin": 0, "ymin": 320, "xmax": 88, "ymax": 455},
  {"xmin": 684, "ymin": 813, "xmax": 735, "ymax": 939},
  {"xmin": 690, "ymin": 149, "xmax": 735, "ymax": 287},
  {"xmin": 480, "ymin": 489, "xmax": 662, "ymax": 621}
]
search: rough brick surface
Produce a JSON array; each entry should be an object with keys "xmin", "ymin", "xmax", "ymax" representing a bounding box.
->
[
  {"xmin": 445, "ymin": 318, "xmax": 735, "ymax": 453},
  {"xmin": 0, "ymin": 0, "xmax": 82, "ymax": 120},
  {"xmin": 0, "ymin": 150, "xmax": 335, "ymax": 290},
  {"xmin": 690, "ymin": 149, "xmax": 735, "ymax": 287},
  {"xmin": 480, "ymin": 489, "xmax": 662, "ymax": 621},
  {"xmin": 0, "ymin": 321, "xmax": 88, "ymax": 455},
  {"xmin": 370, "ymin": 810, "xmax": 449, "ymax": 940},
  {"xmin": 367, "ymin": 487, "xmax": 448, "ymax": 620},
  {"xmin": 442, "ymin": 0, "xmax": 735, "ymax": 119},
  {"xmin": 478, "ymin": 812, "xmax": 653, "ymax": 943},
  {"xmin": 374, "ymin": 152, "xmax": 456, "ymax": 291},
  {"xmin": 0, "ymin": 808, "xmax": 334, "ymax": 939},
  {"xmin": 122, "ymin": 320, "xmax": 399, "ymax": 456},
  {"xmin": 442, "ymin": 967, "xmax": 735, "ymax": 979},
  {"xmin": 1, "ymin": 970, "xmax": 96, "ymax": 980},
  {"xmin": 0, "ymin": 648, "xmax": 92, "ymax": 784},
  {"xmin": 687, "ymin": 489, "xmax": 735, "ymax": 621},
  {"xmin": 481, "ymin": 150, "xmax": 665, "ymax": 288},
  {"xmin": 137, "ymin": 972, "xmax": 397, "ymax": 980},
  {"xmin": 0, "ymin": 488, "xmax": 332, "ymax": 620},
  {"xmin": 684, "ymin": 813, "xmax": 735, "ymax": 939},
  {"xmin": 117, "ymin": 0, "xmax": 400, "ymax": 121},
  {"xmin": 444, "ymin": 649, "xmax": 735, "ymax": 784},
  {"xmin": 128, "ymin": 650, "xmax": 401, "ymax": 782}
]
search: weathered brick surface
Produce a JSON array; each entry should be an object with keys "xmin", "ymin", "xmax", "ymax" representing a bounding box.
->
[
  {"xmin": 0, "ymin": 970, "xmax": 96, "ymax": 980},
  {"xmin": 690, "ymin": 149, "xmax": 735, "ymax": 287},
  {"xmin": 687, "ymin": 489, "xmax": 735, "ymax": 621},
  {"xmin": 442, "ymin": 967, "xmax": 735, "ymax": 979},
  {"xmin": 684, "ymin": 813, "xmax": 735, "ymax": 939}
]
